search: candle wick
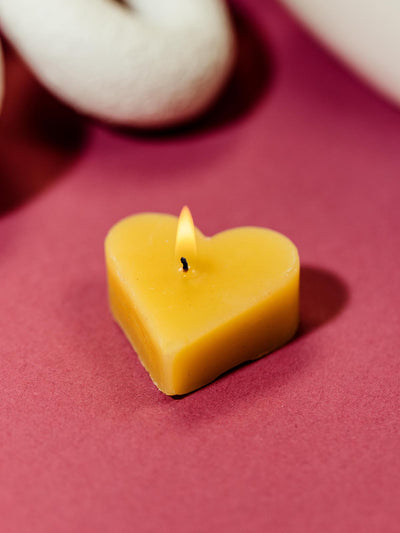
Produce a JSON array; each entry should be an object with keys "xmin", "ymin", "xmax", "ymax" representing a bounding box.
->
[{"xmin": 180, "ymin": 257, "xmax": 189, "ymax": 272}]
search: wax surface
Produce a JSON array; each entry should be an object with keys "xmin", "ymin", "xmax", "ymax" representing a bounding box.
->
[{"xmin": 105, "ymin": 213, "xmax": 299, "ymax": 394}]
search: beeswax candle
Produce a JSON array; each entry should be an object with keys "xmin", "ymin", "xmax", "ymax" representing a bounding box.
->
[{"xmin": 105, "ymin": 208, "xmax": 299, "ymax": 395}]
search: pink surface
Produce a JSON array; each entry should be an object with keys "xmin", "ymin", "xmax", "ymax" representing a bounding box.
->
[{"xmin": 1, "ymin": 1, "xmax": 400, "ymax": 531}]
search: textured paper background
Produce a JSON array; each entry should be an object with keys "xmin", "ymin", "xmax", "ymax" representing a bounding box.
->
[{"xmin": 1, "ymin": 1, "xmax": 399, "ymax": 531}]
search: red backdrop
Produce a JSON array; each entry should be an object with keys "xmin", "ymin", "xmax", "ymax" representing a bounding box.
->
[{"xmin": 1, "ymin": 1, "xmax": 399, "ymax": 531}]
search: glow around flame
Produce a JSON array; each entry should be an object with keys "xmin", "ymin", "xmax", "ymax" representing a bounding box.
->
[{"xmin": 175, "ymin": 206, "xmax": 197, "ymax": 264}]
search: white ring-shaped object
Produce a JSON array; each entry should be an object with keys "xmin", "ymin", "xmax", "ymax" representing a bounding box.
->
[{"xmin": 0, "ymin": 0, "xmax": 235, "ymax": 127}]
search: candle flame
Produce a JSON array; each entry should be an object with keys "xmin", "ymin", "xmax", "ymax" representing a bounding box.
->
[{"xmin": 175, "ymin": 206, "xmax": 197, "ymax": 265}]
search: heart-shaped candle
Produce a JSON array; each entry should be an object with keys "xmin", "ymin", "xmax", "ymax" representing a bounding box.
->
[{"xmin": 105, "ymin": 208, "xmax": 299, "ymax": 395}]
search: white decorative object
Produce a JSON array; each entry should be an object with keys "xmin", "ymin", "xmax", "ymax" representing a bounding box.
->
[
  {"xmin": 279, "ymin": 0, "xmax": 400, "ymax": 106},
  {"xmin": 0, "ymin": 0, "xmax": 235, "ymax": 127}
]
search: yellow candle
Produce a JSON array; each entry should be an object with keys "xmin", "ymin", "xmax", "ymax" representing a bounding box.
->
[{"xmin": 105, "ymin": 207, "xmax": 299, "ymax": 395}]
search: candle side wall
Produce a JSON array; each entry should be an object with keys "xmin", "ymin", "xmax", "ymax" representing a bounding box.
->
[{"xmin": 105, "ymin": 259, "xmax": 169, "ymax": 393}]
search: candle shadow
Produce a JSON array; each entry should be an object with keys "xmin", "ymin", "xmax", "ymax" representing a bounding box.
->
[
  {"xmin": 0, "ymin": 43, "xmax": 87, "ymax": 215},
  {"xmin": 115, "ymin": 1, "xmax": 273, "ymax": 139},
  {"xmin": 298, "ymin": 265, "xmax": 349, "ymax": 336}
]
